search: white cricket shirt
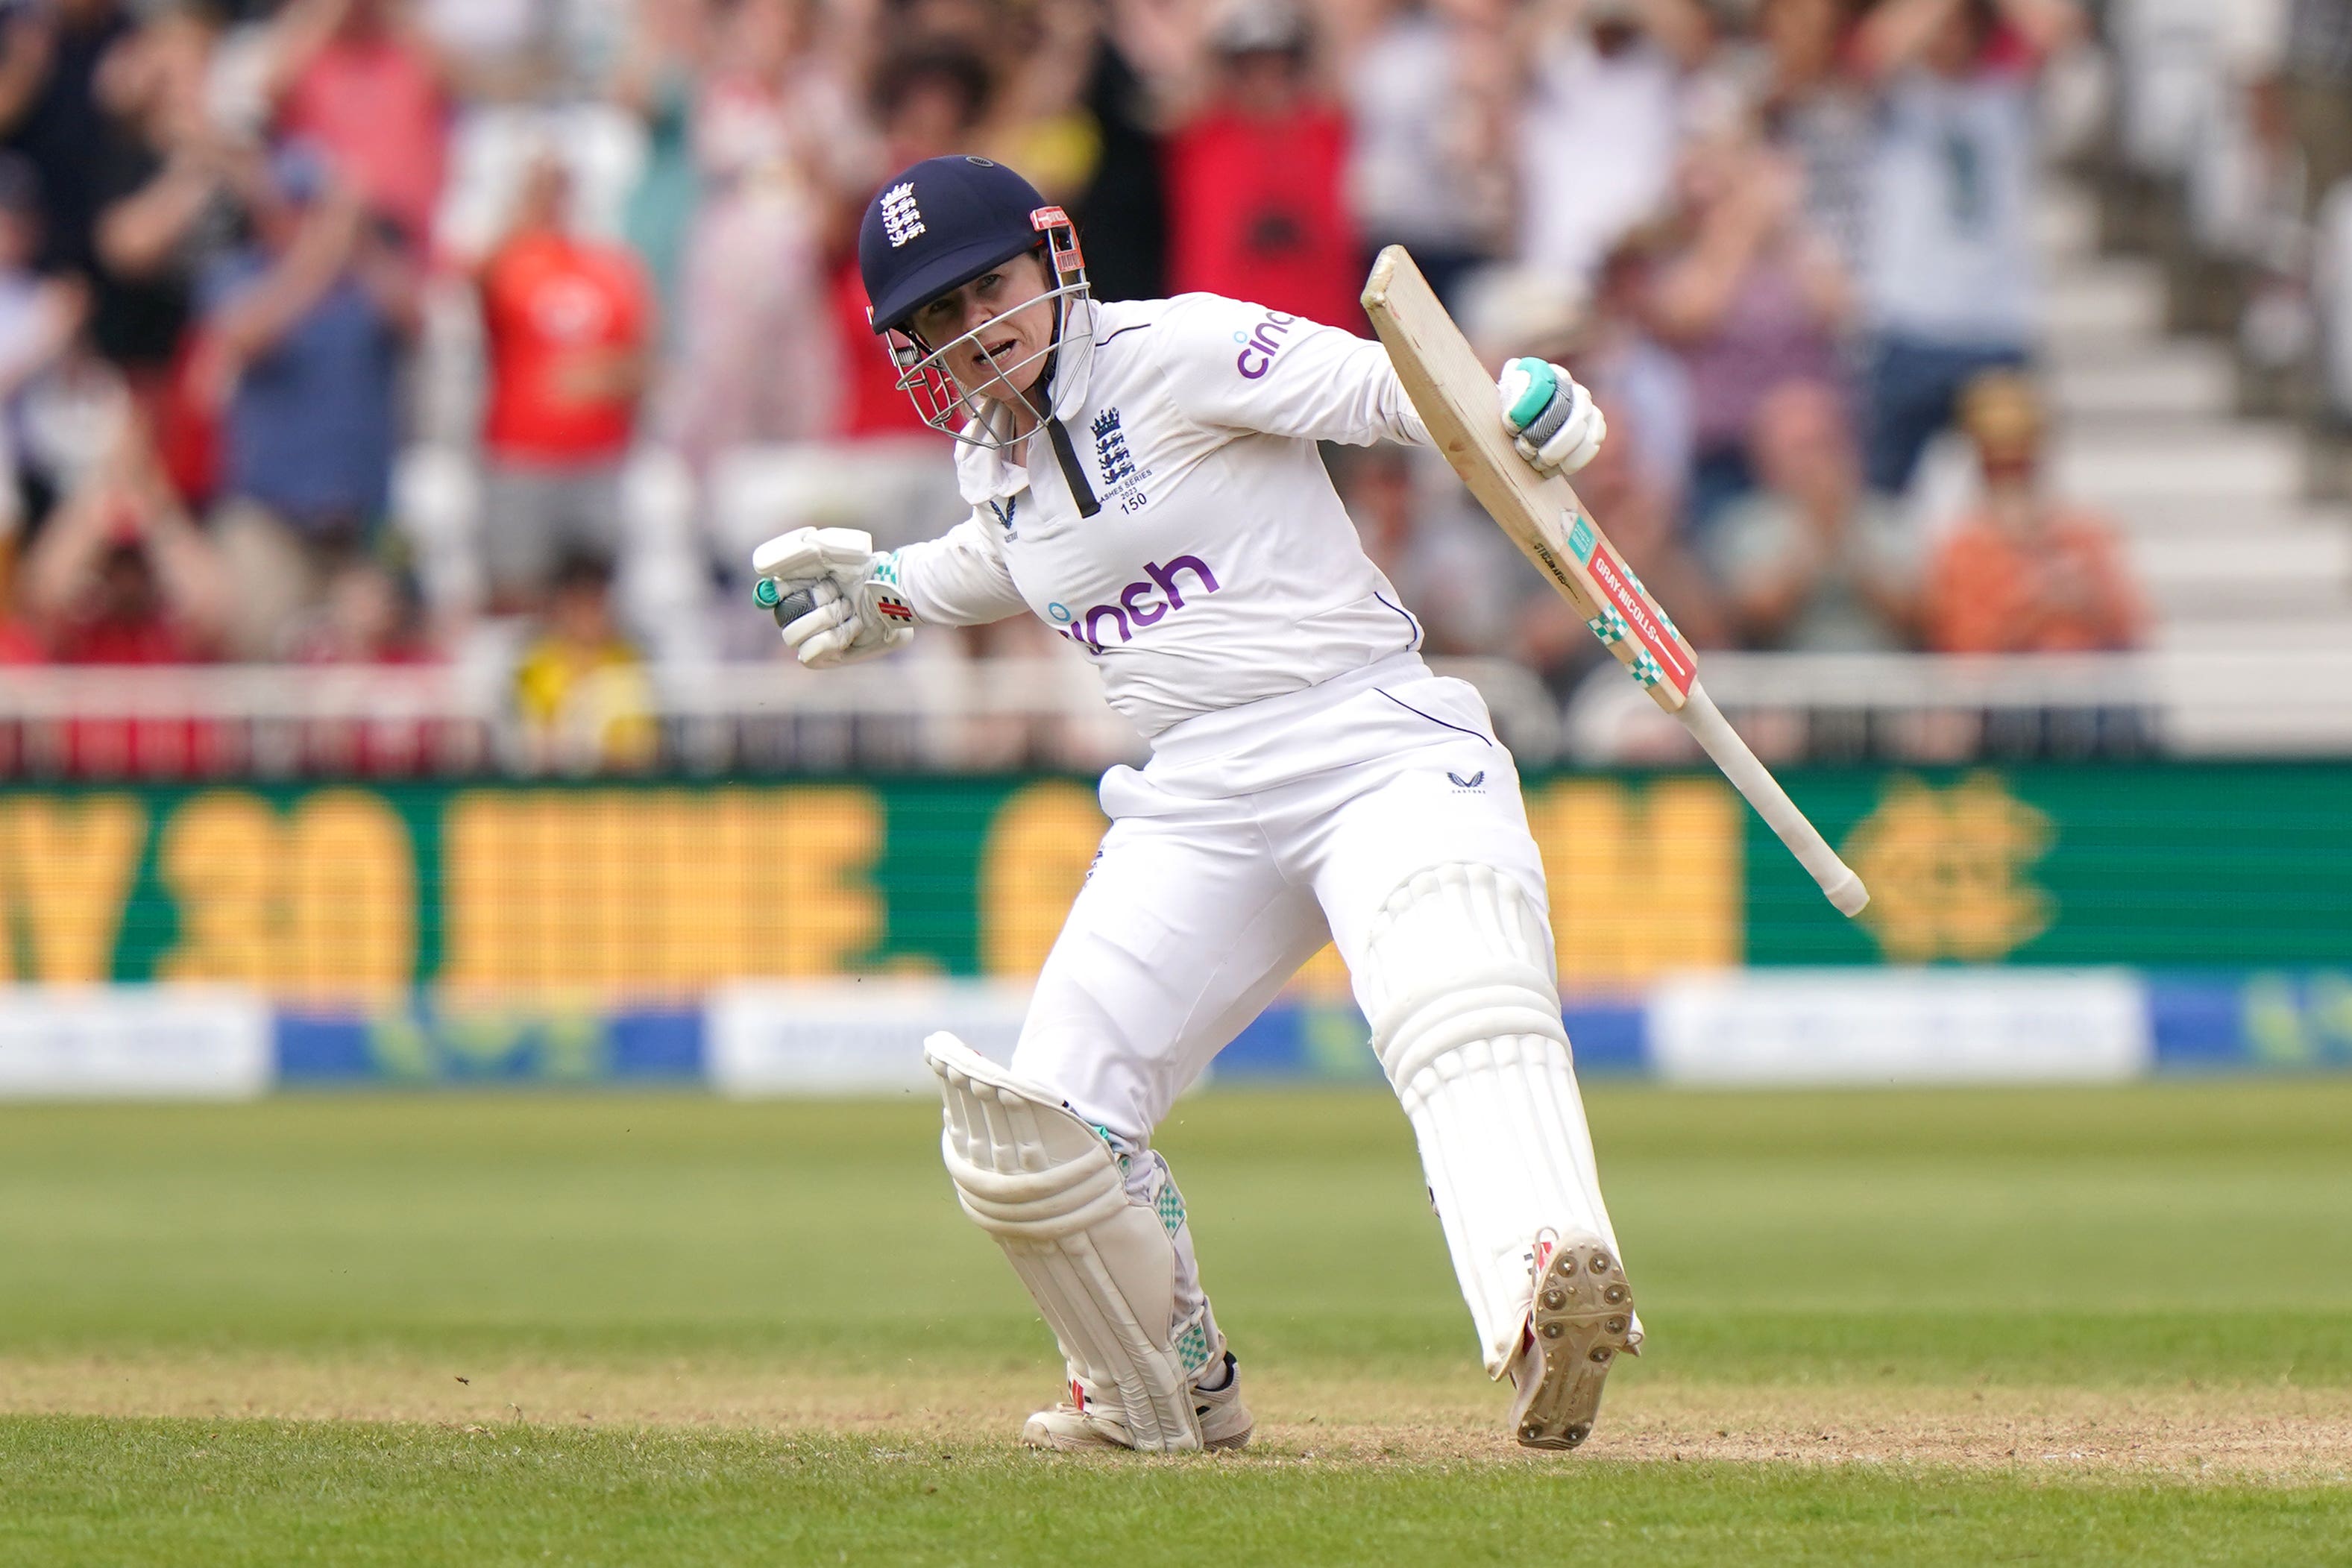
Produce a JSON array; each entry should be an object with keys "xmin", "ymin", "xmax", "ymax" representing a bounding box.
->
[{"xmin": 890, "ymin": 293, "xmax": 1434, "ymax": 738}]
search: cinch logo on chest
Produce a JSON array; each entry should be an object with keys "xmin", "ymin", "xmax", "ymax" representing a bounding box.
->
[
  {"xmin": 1049, "ymin": 555, "xmax": 1221, "ymax": 654},
  {"xmin": 1234, "ymin": 312, "xmax": 1300, "ymax": 380}
]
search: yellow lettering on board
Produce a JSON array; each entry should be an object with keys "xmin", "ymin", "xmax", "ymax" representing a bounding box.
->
[
  {"xmin": 159, "ymin": 790, "xmax": 416, "ymax": 998},
  {"xmin": 283, "ymin": 790, "xmax": 415, "ymax": 1001},
  {"xmin": 981, "ymin": 781, "xmax": 1107, "ymax": 977},
  {"xmin": 441, "ymin": 787, "xmax": 884, "ymax": 995},
  {"xmin": 157, "ymin": 792, "xmax": 280, "ymax": 986},
  {"xmin": 1529, "ymin": 777, "xmax": 1742, "ymax": 985},
  {"xmin": 720, "ymin": 786, "xmax": 884, "ymax": 979},
  {"xmin": 0, "ymin": 795, "xmax": 146, "ymax": 983}
]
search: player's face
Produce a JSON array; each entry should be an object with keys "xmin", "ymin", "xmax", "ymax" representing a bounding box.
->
[{"xmin": 908, "ymin": 251, "xmax": 1059, "ymax": 406}]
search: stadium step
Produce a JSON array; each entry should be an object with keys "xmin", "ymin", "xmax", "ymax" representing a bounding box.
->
[
  {"xmin": 2096, "ymin": 499, "xmax": 2352, "ymax": 538},
  {"xmin": 2046, "ymin": 341, "xmax": 2236, "ymax": 419},
  {"xmin": 2132, "ymin": 529, "xmax": 2352, "ymax": 611},
  {"xmin": 2039, "ymin": 258, "xmax": 2167, "ymax": 350},
  {"xmin": 2050, "ymin": 421, "xmax": 2307, "ymax": 506},
  {"xmin": 2149, "ymin": 615, "xmax": 2352, "ymax": 652},
  {"xmin": 2032, "ymin": 185, "xmax": 2098, "ymax": 259}
]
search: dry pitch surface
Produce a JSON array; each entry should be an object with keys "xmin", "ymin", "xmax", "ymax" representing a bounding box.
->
[{"xmin": 2, "ymin": 1084, "xmax": 2348, "ymax": 1564}]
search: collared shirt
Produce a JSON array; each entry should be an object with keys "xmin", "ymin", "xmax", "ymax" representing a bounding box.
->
[{"xmin": 890, "ymin": 293, "xmax": 1433, "ymax": 739}]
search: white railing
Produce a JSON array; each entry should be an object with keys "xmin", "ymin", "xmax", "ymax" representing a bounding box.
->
[
  {"xmin": 0, "ymin": 649, "xmax": 2345, "ymax": 777},
  {"xmin": 1565, "ymin": 649, "xmax": 2352, "ymax": 762},
  {"xmin": 0, "ymin": 655, "xmax": 1565, "ymax": 778}
]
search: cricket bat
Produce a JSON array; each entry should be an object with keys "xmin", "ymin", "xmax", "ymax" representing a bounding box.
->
[{"xmin": 1362, "ymin": 245, "xmax": 1869, "ymax": 917}]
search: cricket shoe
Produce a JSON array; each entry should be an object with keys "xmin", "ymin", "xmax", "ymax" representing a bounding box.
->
[
  {"xmin": 1506, "ymin": 1232, "xmax": 1637, "ymax": 1451},
  {"xmin": 1021, "ymin": 1354, "xmax": 1254, "ymax": 1452}
]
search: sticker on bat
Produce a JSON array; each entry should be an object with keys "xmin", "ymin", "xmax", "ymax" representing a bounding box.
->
[
  {"xmin": 1585, "ymin": 544, "xmax": 1696, "ymax": 695},
  {"xmin": 1565, "ymin": 512, "xmax": 1597, "ymax": 564}
]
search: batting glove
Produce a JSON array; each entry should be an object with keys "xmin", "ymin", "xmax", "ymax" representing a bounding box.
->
[
  {"xmin": 750, "ymin": 526, "xmax": 916, "ymax": 668},
  {"xmin": 1498, "ymin": 357, "xmax": 1607, "ymax": 478}
]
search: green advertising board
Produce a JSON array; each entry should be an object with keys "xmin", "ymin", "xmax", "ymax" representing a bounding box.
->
[{"xmin": 0, "ymin": 763, "xmax": 2343, "ymax": 997}]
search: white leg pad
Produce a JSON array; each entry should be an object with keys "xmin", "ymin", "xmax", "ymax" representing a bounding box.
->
[
  {"xmin": 924, "ymin": 1032, "xmax": 1208, "ymax": 1452},
  {"xmin": 1353, "ymin": 863, "xmax": 1629, "ymax": 1376}
]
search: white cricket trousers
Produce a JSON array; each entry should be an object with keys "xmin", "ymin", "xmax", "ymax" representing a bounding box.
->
[{"xmin": 1013, "ymin": 651, "xmax": 1553, "ymax": 1137}]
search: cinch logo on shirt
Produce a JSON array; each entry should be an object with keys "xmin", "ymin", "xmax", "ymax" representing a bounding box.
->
[
  {"xmin": 1049, "ymin": 555, "xmax": 1221, "ymax": 654},
  {"xmin": 881, "ymin": 183, "xmax": 925, "ymax": 248},
  {"xmin": 1233, "ymin": 312, "xmax": 1300, "ymax": 380}
]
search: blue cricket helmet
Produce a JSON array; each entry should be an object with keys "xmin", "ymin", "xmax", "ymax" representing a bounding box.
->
[{"xmin": 859, "ymin": 155, "xmax": 1058, "ymax": 334}]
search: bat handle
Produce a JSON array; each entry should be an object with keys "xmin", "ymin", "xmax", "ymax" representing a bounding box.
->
[{"xmin": 1676, "ymin": 681, "xmax": 1870, "ymax": 917}]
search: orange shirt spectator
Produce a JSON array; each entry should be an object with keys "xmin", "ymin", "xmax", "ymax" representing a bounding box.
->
[
  {"xmin": 1925, "ymin": 369, "xmax": 2142, "ymax": 655},
  {"xmin": 481, "ymin": 229, "xmax": 652, "ymax": 464},
  {"xmin": 1924, "ymin": 505, "xmax": 2141, "ymax": 653}
]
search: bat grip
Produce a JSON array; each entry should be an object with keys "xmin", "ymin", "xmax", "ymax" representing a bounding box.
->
[{"xmin": 1675, "ymin": 681, "xmax": 1870, "ymax": 917}]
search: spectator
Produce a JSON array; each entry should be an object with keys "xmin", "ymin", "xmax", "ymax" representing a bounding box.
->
[
  {"xmin": 831, "ymin": 40, "xmax": 993, "ymax": 440},
  {"xmin": 1333, "ymin": 442, "xmax": 1520, "ymax": 657},
  {"xmin": 19, "ymin": 406, "xmax": 227, "ymax": 662},
  {"xmin": 661, "ymin": 0, "xmax": 858, "ymax": 467},
  {"xmin": 513, "ymin": 551, "xmax": 656, "ymax": 772},
  {"xmin": 262, "ymin": 0, "xmax": 451, "ymax": 251},
  {"xmin": 0, "ymin": 153, "xmax": 88, "ymax": 521},
  {"xmin": 474, "ymin": 151, "xmax": 654, "ymax": 612},
  {"xmin": 1647, "ymin": 126, "xmax": 1852, "ymax": 531},
  {"xmin": 1163, "ymin": 0, "xmax": 1360, "ymax": 330},
  {"xmin": 1852, "ymin": 0, "xmax": 2084, "ymax": 496},
  {"xmin": 1344, "ymin": 0, "xmax": 1507, "ymax": 306},
  {"xmin": 18, "ymin": 405, "xmax": 227, "ymax": 772},
  {"xmin": 415, "ymin": 0, "xmax": 554, "ymax": 104},
  {"xmin": 293, "ymin": 555, "xmax": 433, "ymax": 663},
  {"xmin": 1459, "ymin": 251, "xmax": 1692, "ymax": 510},
  {"xmin": 611, "ymin": 0, "xmax": 712, "ymax": 330},
  {"xmin": 1063, "ymin": 6, "xmax": 1170, "ymax": 304},
  {"xmin": 1754, "ymin": 0, "xmax": 1873, "ymax": 274},
  {"xmin": 1515, "ymin": 0, "xmax": 1713, "ymax": 289},
  {"xmin": 194, "ymin": 144, "xmax": 418, "ymax": 658},
  {"xmin": 89, "ymin": 5, "xmax": 252, "ymax": 444},
  {"xmin": 0, "ymin": 0, "xmax": 133, "ymax": 277},
  {"xmin": 1707, "ymin": 378, "xmax": 1918, "ymax": 650},
  {"xmin": 1923, "ymin": 372, "xmax": 2142, "ymax": 654},
  {"xmin": 292, "ymin": 555, "xmax": 438, "ymax": 773}
]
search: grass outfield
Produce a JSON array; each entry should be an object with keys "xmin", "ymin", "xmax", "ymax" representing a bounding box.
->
[{"xmin": 1, "ymin": 1083, "xmax": 2348, "ymax": 1564}]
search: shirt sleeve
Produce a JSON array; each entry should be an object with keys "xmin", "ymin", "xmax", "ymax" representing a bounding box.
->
[
  {"xmin": 1155, "ymin": 293, "xmax": 1431, "ymax": 448},
  {"xmin": 889, "ymin": 511, "xmax": 1031, "ymax": 627}
]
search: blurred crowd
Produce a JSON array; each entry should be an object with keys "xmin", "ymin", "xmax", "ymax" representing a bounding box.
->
[{"xmin": 0, "ymin": 0, "xmax": 2192, "ymax": 761}]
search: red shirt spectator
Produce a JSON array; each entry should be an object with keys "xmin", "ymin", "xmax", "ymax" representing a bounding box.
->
[
  {"xmin": 481, "ymin": 229, "xmax": 653, "ymax": 464},
  {"xmin": 272, "ymin": 1, "xmax": 449, "ymax": 250},
  {"xmin": 471, "ymin": 157, "xmax": 653, "ymax": 611},
  {"xmin": 1163, "ymin": 22, "xmax": 1360, "ymax": 333},
  {"xmin": 831, "ymin": 256, "xmax": 935, "ymax": 439}
]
